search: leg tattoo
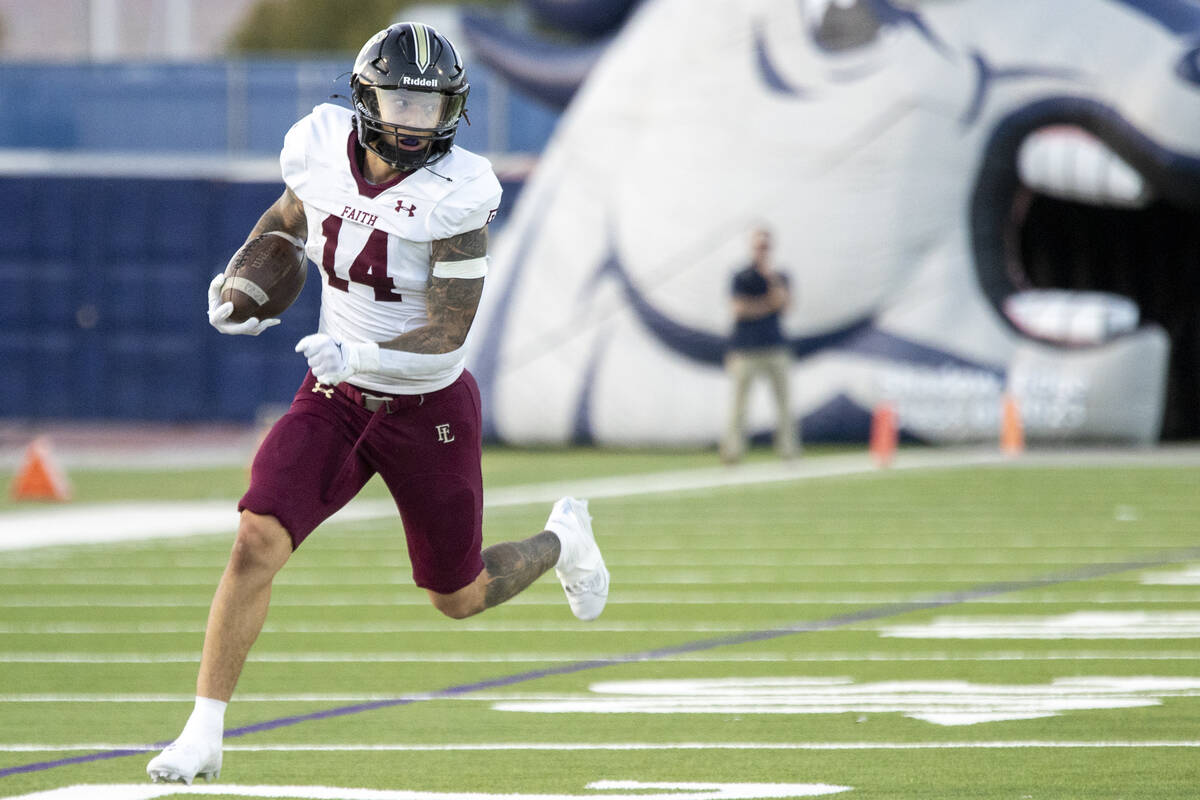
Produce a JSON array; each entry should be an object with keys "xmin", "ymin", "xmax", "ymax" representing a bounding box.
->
[{"xmin": 481, "ymin": 531, "xmax": 561, "ymax": 609}]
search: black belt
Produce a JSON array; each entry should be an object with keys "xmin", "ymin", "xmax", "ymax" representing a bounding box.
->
[{"xmin": 328, "ymin": 381, "xmax": 426, "ymax": 413}]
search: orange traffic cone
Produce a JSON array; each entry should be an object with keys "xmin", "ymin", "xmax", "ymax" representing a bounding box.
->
[
  {"xmin": 9, "ymin": 436, "xmax": 71, "ymax": 501},
  {"xmin": 1000, "ymin": 393, "xmax": 1025, "ymax": 457},
  {"xmin": 870, "ymin": 403, "xmax": 898, "ymax": 467}
]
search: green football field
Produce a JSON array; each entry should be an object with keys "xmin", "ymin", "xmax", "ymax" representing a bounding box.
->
[{"xmin": 1, "ymin": 445, "xmax": 1199, "ymax": 799}]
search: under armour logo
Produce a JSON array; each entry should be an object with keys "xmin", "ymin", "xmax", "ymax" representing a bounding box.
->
[
  {"xmin": 395, "ymin": 199, "xmax": 417, "ymax": 217},
  {"xmin": 311, "ymin": 382, "xmax": 335, "ymax": 399},
  {"xmin": 435, "ymin": 423, "xmax": 455, "ymax": 443}
]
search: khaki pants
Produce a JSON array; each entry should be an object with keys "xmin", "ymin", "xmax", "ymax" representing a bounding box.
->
[{"xmin": 720, "ymin": 347, "xmax": 798, "ymax": 463}]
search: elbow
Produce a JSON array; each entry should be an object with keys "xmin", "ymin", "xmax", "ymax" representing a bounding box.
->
[
  {"xmin": 428, "ymin": 321, "xmax": 472, "ymax": 353},
  {"xmin": 447, "ymin": 319, "xmax": 475, "ymax": 351}
]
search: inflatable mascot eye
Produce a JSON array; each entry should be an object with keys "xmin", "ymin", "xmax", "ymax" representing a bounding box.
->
[
  {"xmin": 801, "ymin": 0, "xmax": 886, "ymax": 52},
  {"xmin": 1176, "ymin": 43, "xmax": 1200, "ymax": 87}
]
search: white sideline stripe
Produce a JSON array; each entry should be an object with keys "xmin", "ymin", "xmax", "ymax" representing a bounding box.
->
[
  {"xmin": 3, "ymin": 443, "xmax": 1195, "ymax": 553},
  {"xmin": 3, "ymin": 741, "xmax": 1199, "ymax": 753},
  {"xmin": 0, "ymin": 449, "xmax": 1014, "ymax": 552},
  {"xmin": 0, "ymin": 501, "xmax": 393, "ymax": 553},
  {"xmin": 4, "ymin": 651, "xmax": 1200, "ymax": 664}
]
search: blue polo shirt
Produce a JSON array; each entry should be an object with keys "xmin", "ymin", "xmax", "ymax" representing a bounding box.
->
[{"xmin": 730, "ymin": 266, "xmax": 789, "ymax": 350}]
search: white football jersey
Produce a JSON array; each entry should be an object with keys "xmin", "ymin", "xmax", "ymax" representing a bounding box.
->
[{"xmin": 280, "ymin": 103, "xmax": 502, "ymax": 394}]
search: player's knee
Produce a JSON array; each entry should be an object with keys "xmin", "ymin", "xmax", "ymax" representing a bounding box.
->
[
  {"xmin": 229, "ymin": 511, "xmax": 292, "ymax": 576},
  {"xmin": 428, "ymin": 589, "xmax": 483, "ymax": 620}
]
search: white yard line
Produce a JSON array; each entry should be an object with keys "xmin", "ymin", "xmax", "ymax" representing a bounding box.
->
[
  {"xmin": 3, "ymin": 591, "xmax": 1199, "ymax": 608},
  {"xmin": 2, "ymin": 741, "xmax": 1199, "ymax": 753},
  {"xmin": 1, "ymin": 574, "xmax": 1151, "ymax": 586},
  {"xmin": 0, "ymin": 621, "xmax": 764, "ymax": 634},
  {"xmin": 0, "ymin": 693, "xmax": 577, "ymax": 703},
  {"xmin": 3, "ymin": 651, "xmax": 1199, "ymax": 664},
  {"xmin": 3, "ymin": 555, "xmax": 1179, "ymax": 569}
]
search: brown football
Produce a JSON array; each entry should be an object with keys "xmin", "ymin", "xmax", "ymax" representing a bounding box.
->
[{"xmin": 220, "ymin": 231, "xmax": 307, "ymax": 323}]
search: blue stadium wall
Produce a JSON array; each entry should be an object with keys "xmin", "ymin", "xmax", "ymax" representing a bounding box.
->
[
  {"xmin": 0, "ymin": 172, "xmax": 527, "ymax": 423},
  {"xmin": 0, "ymin": 175, "xmax": 310, "ymax": 421}
]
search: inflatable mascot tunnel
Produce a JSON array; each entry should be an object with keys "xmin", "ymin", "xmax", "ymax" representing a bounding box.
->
[{"xmin": 468, "ymin": 0, "xmax": 1200, "ymax": 446}]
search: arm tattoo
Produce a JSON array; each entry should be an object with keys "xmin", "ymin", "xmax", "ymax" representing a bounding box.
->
[
  {"xmin": 248, "ymin": 187, "xmax": 307, "ymax": 240},
  {"xmin": 383, "ymin": 225, "xmax": 489, "ymax": 354},
  {"xmin": 480, "ymin": 532, "xmax": 561, "ymax": 610},
  {"xmin": 431, "ymin": 225, "xmax": 488, "ymax": 261}
]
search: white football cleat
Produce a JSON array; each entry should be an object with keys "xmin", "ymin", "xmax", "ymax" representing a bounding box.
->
[
  {"xmin": 545, "ymin": 497, "xmax": 609, "ymax": 621},
  {"xmin": 146, "ymin": 735, "xmax": 222, "ymax": 784}
]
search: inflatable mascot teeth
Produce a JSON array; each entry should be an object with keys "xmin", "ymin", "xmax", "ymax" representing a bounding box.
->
[{"xmin": 470, "ymin": 0, "xmax": 1200, "ymax": 446}]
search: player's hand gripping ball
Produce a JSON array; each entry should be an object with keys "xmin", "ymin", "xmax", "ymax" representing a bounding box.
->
[{"xmin": 208, "ymin": 231, "xmax": 307, "ymax": 335}]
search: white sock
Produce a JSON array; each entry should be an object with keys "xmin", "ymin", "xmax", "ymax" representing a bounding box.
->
[{"xmin": 180, "ymin": 696, "xmax": 227, "ymax": 741}]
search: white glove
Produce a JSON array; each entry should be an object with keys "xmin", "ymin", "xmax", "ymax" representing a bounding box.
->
[
  {"xmin": 295, "ymin": 333, "xmax": 380, "ymax": 386},
  {"xmin": 206, "ymin": 273, "xmax": 281, "ymax": 336}
]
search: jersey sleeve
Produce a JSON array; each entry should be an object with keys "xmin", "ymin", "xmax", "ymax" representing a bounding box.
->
[
  {"xmin": 427, "ymin": 169, "xmax": 503, "ymax": 240},
  {"xmin": 280, "ymin": 104, "xmax": 348, "ymax": 198},
  {"xmin": 279, "ymin": 114, "xmax": 315, "ymax": 195}
]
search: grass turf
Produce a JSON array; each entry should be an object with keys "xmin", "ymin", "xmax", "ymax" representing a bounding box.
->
[{"xmin": 0, "ymin": 447, "xmax": 1198, "ymax": 798}]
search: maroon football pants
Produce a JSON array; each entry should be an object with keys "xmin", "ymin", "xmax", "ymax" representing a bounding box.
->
[{"xmin": 240, "ymin": 369, "xmax": 485, "ymax": 594}]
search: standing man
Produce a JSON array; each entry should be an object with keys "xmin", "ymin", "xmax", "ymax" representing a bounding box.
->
[
  {"xmin": 147, "ymin": 22, "xmax": 609, "ymax": 785},
  {"xmin": 719, "ymin": 226, "xmax": 798, "ymax": 464}
]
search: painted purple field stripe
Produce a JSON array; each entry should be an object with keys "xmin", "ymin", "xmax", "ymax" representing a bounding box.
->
[
  {"xmin": 5, "ymin": 548, "xmax": 1198, "ymax": 780},
  {"xmin": 0, "ymin": 750, "xmax": 154, "ymax": 778}
]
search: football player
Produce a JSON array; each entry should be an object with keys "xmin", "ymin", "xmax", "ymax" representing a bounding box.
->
[{"xmin": 147, "ymin": 22, "xmax": 609, "ymax": 785}]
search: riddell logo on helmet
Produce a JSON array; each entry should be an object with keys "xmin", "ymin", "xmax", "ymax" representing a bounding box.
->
[{"xmin": 402, "ymin": 75, "xmax": 438, "ymax": 87}]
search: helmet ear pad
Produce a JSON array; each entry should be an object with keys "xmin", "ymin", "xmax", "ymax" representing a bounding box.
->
[{"xmin": 350, "ymin": 22, "xmax": 470, "ymax": 171}]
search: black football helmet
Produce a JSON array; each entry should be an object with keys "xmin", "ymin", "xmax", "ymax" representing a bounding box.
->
[{"xmin": 350, "ymin": 22, "xmax": 470, "ymax": 171}]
